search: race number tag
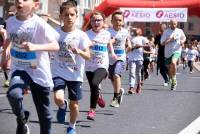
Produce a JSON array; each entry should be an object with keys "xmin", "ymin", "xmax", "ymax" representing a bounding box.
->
[{"xmin": 11, "ymin": 44, "xmax": 37, "ymax": 69}]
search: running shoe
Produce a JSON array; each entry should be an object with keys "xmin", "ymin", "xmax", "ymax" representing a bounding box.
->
[
  {"xmin": 110, "ymin": 98, "xmax": 119, "ymax": 108},
  {"xmin": 97, "ymin": 94, "xmax": 105, "ymax": 108},
  {"xmin": 87, "ymin": 110, "xmax": 96, "ymax": 120},
  {"xmin": 128, "ymin": 87, "xmax": 135, "ymax": 94},
  {"xmin": 4, "ymin": 80, "xmax": 9, "ymax": 88},
  {"xmin": 16, "ymin": 111, "xmax": 30, "ymax": 134},
  {"xmin": 163, "ymin": 82, "xmax": 168, "ymax": 87},
  {"xmin": 57, "ymin": 99, "xmax": 68, "ymax": 124},
  {"xmin": 66, "ymin": 127, "xmax": 76, "ymax": 134}
]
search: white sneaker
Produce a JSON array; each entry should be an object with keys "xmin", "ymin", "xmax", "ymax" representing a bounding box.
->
[
  {"xmin": 110, "ymin": 98, "xmax": 119, "ymax": 108},
  {"xmin": 163, "ymin": 82, "xmax": 168, "ymax": 87}
]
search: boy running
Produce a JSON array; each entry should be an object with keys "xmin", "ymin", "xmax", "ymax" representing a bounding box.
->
[
  {"xmin": 51, "ymin": 1, "xmax": 91, "ymax": 134},
  {"xmin": 107, "ymin": 11, "xmax": 131, "ymax": 107},
  {"xmin": 1, "ymin": 0, "xmax": 60, "ymax": 134}
]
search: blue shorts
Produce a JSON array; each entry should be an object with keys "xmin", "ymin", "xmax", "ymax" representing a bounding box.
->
[
  {"xmin": 108, "ymin": 60, "xmax": 125, "ymax": 81},
  {"xmin": 53, "ymin": 77, "xmax": 82, "ymax": 101}
]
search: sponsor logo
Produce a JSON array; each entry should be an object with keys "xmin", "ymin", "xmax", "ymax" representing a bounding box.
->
[
  {"xmin": 123, "ymin": 10, "xmax": 130, "ymax": 17},
  {"xmin": 156, "ymin": 10, "xmax": 164, "ymax": 18}
]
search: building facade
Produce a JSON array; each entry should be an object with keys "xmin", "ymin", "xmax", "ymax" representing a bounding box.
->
[{"xmin": 1, "ymin": 0, "xmax": 200, "ymax": 40}]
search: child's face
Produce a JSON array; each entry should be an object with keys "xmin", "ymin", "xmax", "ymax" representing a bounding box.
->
[
  {"xmin": 111, "ymin": 14, "xmax": 124, "ymax": 30},
  {"xmin": 60, "ymin": 7, "xmax": 77, "ymax": 27},
  {"xmin": 90, "ymin": 14, "xmax": 104, "ymax": 32},
  {"xmin": 15, "ymin": 0, "xmax": 38, "ymax": 19}
]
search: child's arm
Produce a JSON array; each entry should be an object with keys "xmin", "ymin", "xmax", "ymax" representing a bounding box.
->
[
  {"xmin": 21, "ymin": 40, "xmax": 59, "ymax": 51},
  {"xmin": 108, "ymin": 38, "xmax": 118, "ymax": 60},
  {"xmin": 71, "ymin": 46, "xmax": 91, "ymax": 60},
  {"xmin": 125, "ymin": 37, "xmax": 132, "ymax": 53},
  {"xmin": 0, "ymin": 27, "xmax": 7, "ymax": 41},
  {"xmin": 131, "ymin": 44, "xmax": 144, "ymax": 50},
  {"xmin": 1, "ymin": 39, "xmax": 11, "ymax": 70}
]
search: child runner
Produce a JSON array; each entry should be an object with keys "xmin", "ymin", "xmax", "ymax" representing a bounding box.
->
[
  {"xmin": 107, "ymin": 11, "xmax": 131, "ymax": 108},
  {"xmin": 127, "ymin": 28, "xmax": 149, "ymax": 94},
  {"xmin": 85, "ymin": 11, "xmax": 116, "ymax": 120},
  {"xmin": 0, "ymin": 23, "xmax": 10, "ymax": 87},
  {"xmin": 0, "ymin": 8, "xmax": 16, "ymax": 88},
  {"xmin": 51, "ymin": 1, "xmax": 91, "ymax": 134},
  {"xmin": 1, "ymin": 0, "xmax": 60, "ymax": 134},
  {"xmin": 161, "ymin": 19, "xmax": 186, "ymax": 90},
  {"xmin": 155, "ymin": 23, "xmax": 169, "ymax": 86},
  {"xmin": 187, "ymin": 44, "xmax": 198, "ymax": 73},
  {"xmin": 142, "ymin": 35, "xmax": 154, "ymax": 81}
]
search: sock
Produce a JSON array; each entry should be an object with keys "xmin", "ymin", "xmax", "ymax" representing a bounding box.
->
[
  {"xmin": 69, "ymin": 123, "xmax": 76, "ymax": 129},
  {"xmin": 60, "ymin": 103, "xmax": 67, "ymax": 109},
  {"xmin": 114, "ymin": 93, "xmax": 120, "ymax": 98},
  {"xmin": 4, "ymin": 71, "xmax": 8, "ymax": 80}
]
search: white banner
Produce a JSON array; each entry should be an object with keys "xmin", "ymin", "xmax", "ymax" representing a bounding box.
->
[{"xmin": 121, "ymin": 8, "xmax": 188, "ymax": 22}]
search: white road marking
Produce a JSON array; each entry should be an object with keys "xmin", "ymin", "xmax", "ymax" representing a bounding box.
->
[
  {"xmin": 178, "ymin": 116, "xmax": 200, "ymax": 134},
  {"xmin": 0, "ymin": 94, "xmax": 6, "ymax": 98}
]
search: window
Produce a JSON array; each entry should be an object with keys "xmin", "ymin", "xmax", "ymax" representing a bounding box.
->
[
  {"xmin": 146, "ymin": 22, "xmax": 150, "ymax": 27},
  {"xmin": 188, "ymin": 22, "xmax": 194, "ymax": 31},
  {"xmin": 146, "ymin": 29, "xmax": 151, "ymax": 36},
  {"xmin": 179, "ymin": 23, "xmax": 184, "ymax": 29}
]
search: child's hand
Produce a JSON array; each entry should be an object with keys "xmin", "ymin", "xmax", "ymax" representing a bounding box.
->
[
  {"xmin": 110, "ymin": 37, "xmax": 116, "ymax": 44},
  {"xmin": 71, "ymin": 47, "xmax": 80, "ymax": 55},
  {"xmin": 21, "ymin": 42, "xmax": 36, "ymax": 51},
  {"xmin": 111, "ymin": 53, "xmax": 118, "ymax": 60}
]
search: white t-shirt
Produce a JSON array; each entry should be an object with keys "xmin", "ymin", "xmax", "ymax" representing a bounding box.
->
[
  {"xmin": 52, "ymin": 28, "xmax": 90, "ymax": 82},
  {"xmin": 86, "ymin": 29, "xmax": 111, "ymax": 72},
  {"xmin": 128, "ymin": 36, "xmax": 148, "ymax": 61},
  {"xmin": 187, "ymin": 49, "xmax": 198, "ymax": 61},
  {"xmin": 107, "ymin": 27, "xmax": 129, "ymax": 65},
  {"xmin": 6, "ymin": 14, "xmax": 59, "ymax": 88},
  {"xmin": 161, "ymin": 28, "xmax": 186, "ymax": 58},
  {"xmin": 181, "ymin": 48, "xmax": 188, "ymax": 59}
]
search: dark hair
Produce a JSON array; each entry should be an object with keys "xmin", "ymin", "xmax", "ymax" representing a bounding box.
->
[
  {"xmin": 147, "ymin": 34, "xmax": 155, "ymax": 40},
  {"xmin": 111, "ymin": 10, "xmax": 124, "ymax": 20},
  {"xmin": 60, "ymin": 0, "xmax": 77, "ymax": 14}
]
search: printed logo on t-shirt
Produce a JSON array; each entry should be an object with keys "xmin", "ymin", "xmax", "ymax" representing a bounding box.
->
[
  {"xmin": 90, "ymin": 43, "xmax": 107, "ymax": 65},
  {"xmin": 58, "ymin": 36, "xmax": 80, "ymax": 70},
  {"xmin": 10, "ymin": 27, "xmax": 37, "ymax": 69}
]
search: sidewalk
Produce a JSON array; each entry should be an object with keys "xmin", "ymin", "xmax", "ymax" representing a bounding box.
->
[{"xmin": 193, "ymin": 62, "xmax": 200, "ymax": 71}]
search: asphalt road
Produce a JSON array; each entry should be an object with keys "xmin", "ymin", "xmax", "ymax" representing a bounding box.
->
[{"xmin": 0, "ymin": 66, "xmax": 200, "ymax": 134}]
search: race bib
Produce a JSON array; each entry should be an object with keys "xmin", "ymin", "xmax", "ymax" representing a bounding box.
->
[
  {"xmin": 11, "ymin": 45, "xmax": 37, "ymax": 69},
  {"xmin": 91, "ymin": 43, "xmax": 107, "ymax": 65}
]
